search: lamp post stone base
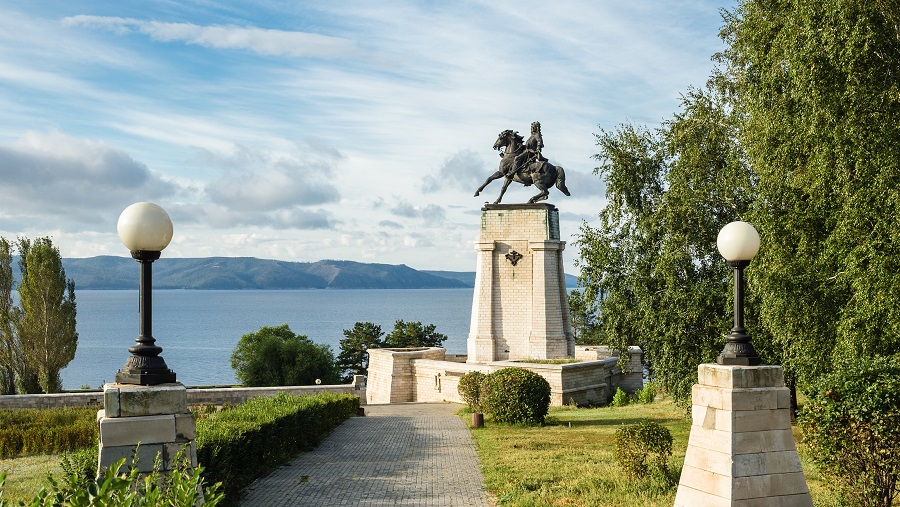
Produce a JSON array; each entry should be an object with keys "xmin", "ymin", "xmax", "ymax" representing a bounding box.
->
[
  {"xmin": 97, "ymin": 382, "xmax": 197, "ymax": 475},
  {"xmin": 673, "ymin": 364, "xmax": 812, "ymax": 507}
]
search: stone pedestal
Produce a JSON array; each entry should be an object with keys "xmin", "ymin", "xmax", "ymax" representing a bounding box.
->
[
  {"xmin": 467, "ymin": 204, "xmax": 574, "ymax": 363},
  {"xmin": 674, "ymin": 364, "xmax": 812, "ymax": 507},
  {"xmin": 97, "ymin": 382, "xmax": 197, "ymax": 474}
]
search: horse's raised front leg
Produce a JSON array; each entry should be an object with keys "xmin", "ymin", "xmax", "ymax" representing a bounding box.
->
[
  {"xmin": 493, "ymin": 177, "xmax": 514, "ymax": 204},
  {"xmin": 474, "ymin": 171, "xmax": 504, "ymax": 197}
]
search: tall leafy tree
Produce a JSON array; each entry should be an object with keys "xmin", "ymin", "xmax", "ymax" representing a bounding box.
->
[
  {"xmin": 336, "ymin": 322, "xmax": 384, "ymax": 382},
  {"xmin": 383, "ymin": 320, "xmax": 447, "ymax": 348},
  {"xmin": 0, "ymin": 238, "xmax": 21, "ymax": 395},
  {"xmin": 722, "ymin": 0, "xmax": 900, "ymax": 388},
  {"xmin": 577, "ymin": 80, "xmax": 756, "ymax": 406},
  {"xmin": 15, "ymin": 238, "xmax": 78, "ymax": 394}
]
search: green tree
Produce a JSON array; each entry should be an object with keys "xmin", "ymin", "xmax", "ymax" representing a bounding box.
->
[
  {"xmin": 383, "ymin": 320, "xmax": 447, "ymax": 348},
  {"xmin": 568, "ymin": 289, "xmax": 601, "ymax": 345},
  {"xmin": 14, "ymin": 238, "xmax": 78, "ymax": 394},
  {"xmin": 336, "ymin": 322, "xmax": 384, "ymax": 382},
  {"xmin": 231, "ymin": 324, "xmax": 340, "ymax": 387},
  {"xmin": 0, "ymin": 239, "xmax": 19, "ymax": 395},
  {"xmin": 0, "ymin": 237, "xmax": 76, "ymax": 394},
  {"xmin": 576, "ymin": 80, "xmax": 756, "ymax": 406},
  {"xmin": 722, "ymin": 0, "xmax": 900, "ymax": 388}
]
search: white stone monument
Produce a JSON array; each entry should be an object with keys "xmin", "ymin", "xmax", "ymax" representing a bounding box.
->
[
  {"xmin": 674, "ymin": 364, "xmax": 813, "ymax": 507},
  {"xmin": 467, "ymin": 203, "xmax": 574, "ymax": 363}
]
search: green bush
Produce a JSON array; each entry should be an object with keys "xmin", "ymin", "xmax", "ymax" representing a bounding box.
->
[
  {"xmin": 481, "ymin": 368, "xmax": 551, "ymax": 425},
  {"xmin": 230, "ymin": 324, "xmax": 340, "ymax": 387},
  {"xmin": 457, "ymin": 371, "xmax": 486, "ymax": 413},
  {"xmin": 0, "ymin": 449, "xmax": 223, "ymax": 507},
  {"xmin": 58, "ymin": 444, "xmax": 99, "ymax": 490},
  {"xmin": 636, "ymin": 382, "xmax": 657, "ymax": 404},
  {"xmin": 613, "ymin": 420, "xmax": 673, "ymax": 484},
  {"xmin": 611, "ymin": 387, "xmax": 631, "ymax": 407},
  {"xmin": 0, "ymin": 406, "xmax": 98, "ymax": 458},
  {"xmin": 195, "ymin": 391, "xmax": 359, "ymax": 502},
  {"xmin": 799, "ymin": 355, "xmax": 900, "ymax": 507}
]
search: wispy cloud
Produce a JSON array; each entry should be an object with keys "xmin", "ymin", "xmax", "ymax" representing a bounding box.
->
[{"xmin": 62, "ymin": 16, "xmax": 358, "ymax": 59}]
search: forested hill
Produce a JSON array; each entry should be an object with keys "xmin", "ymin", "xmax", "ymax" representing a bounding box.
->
[{"xmin": 57, "ymin": 257, "xmax": 473, "ymax": 290}]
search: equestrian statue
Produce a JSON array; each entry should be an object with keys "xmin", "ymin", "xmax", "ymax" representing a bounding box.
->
[{"xmin": 474, "ymin": 121, "xmax": 570, "ymax": 204}]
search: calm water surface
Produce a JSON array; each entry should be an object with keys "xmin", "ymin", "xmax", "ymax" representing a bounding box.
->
[{"xmin": 62, "ymin": 289, "xmax": 473, "ymax": 390}]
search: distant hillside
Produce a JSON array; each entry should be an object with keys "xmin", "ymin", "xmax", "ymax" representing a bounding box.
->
[
  {"xmin": 423, "ymin": 271, "xmax": 579, "ymax": 288},
  {"xmin": 56, "ymin": 257, "xmax": 470, "ymax": 290}
]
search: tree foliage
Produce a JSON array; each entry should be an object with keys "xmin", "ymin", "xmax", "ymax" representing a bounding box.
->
[
  {"xmin": 336, "ymin": 322, "xmax": 384, "ymax": 382},
  {"xmin": 722, "ymin": 0, "xmax": 900, "ymax": 388},
  {"xmin": 576, "ymin": 81, "xmax": 755, "ymax": 406},
  {"xmin": 230, "ymin": 324, "xmax": 340, "ymax": 386},
  {"xmin": 577, "ymin": 1, "xmax": 900, "ymax": 407},
  {"xmin": 0, "ymin": 237, "xmax": 77, "ymax": 394},
  {"xmin": 383, "ymin": 320, "xmax": 448, "ymax": 348},
  {"xmin": 568, "ymin": 289, "xmax": 601, "ymax": 345}
]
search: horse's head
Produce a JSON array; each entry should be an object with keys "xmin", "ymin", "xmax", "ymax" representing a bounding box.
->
[{"xmin": 493, "ymin": 129, "xmax": 522, "ymax": 152}]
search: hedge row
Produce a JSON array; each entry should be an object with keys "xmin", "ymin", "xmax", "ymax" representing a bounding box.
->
[
  {"xmin": 0, "ymin": 406, "xmax": 98, "ymax": 458},
  {"xmin": 195, "ymin": 392, "xmax": 359, "ymax": 501}
]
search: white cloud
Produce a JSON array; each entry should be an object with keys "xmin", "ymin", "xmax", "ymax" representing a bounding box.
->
[
  {"xmin": 62, "ymin": 16, "xmax": 358, "ymax": 59},
  {"xmin": 0, "ymin": 131, "xmax": 177, "ymax": 226}
]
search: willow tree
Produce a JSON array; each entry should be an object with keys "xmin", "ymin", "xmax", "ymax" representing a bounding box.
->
[
  {"xmin": 722, "ymin": 0, "xmax": 900, "ymax": 388},
  {"xmin": 14, "ymin": 238, "xmax": 77, "ymax": 393}
]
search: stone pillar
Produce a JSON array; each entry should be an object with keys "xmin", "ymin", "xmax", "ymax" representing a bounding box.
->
[
  {"xmin": 97, "ymin": 383, "xmax": 197, "ymax": 474},
  {"xmin": 674, "ymin": 364, "xmax": 812, "ymax": 507},
  {"xmin": 468, "ymin": 241, "xmax": 497, "ymax": 363},
  {"xmin": 467, "ymin": 204, "xmax": 573, "ymax": 363}
]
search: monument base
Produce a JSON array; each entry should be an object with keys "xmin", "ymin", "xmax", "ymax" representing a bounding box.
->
[
  {"xmin": 97, "ymin": 383, "xmax": 197, "ymax": 474},
  {"xmin": 674, "ymin": 364, "xmax": 812, "ymax": 507}
]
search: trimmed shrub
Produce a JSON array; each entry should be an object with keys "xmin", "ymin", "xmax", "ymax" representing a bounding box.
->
[
  {"xmin": 611, "ymin": 387, "xmax": 631, "ymax": 407},
  {"xmin": 481, "ymin": 368, "xmax": 551, "ymax": 425},
  {"xmin": 195, "ymin": 392, "xmax": 359, "ymax": 502},
  {"xmin": 614, "ymin": 420, "xmax": 673, "ymax": 484},
  {"xmin": 0, "ymin": 406, "xmax": 98, "ymax": 458},
  {"xmin": 457, "ymin": 371, "xmax": 486, "ymax": 412},
  {"xmin": 799, "ymin": 355, "xmax": 900, "ymax": 507}
]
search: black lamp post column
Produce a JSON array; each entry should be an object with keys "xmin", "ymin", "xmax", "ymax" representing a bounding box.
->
[
  {"xmin": 717, "ymin": 259, "xmax": 761, "ymax": 366},
  {"xmin": 115, "ymin": 250, "xmax": 177, "ymax": 385}
]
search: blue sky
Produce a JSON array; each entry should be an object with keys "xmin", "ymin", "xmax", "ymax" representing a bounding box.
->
[{"xmin": 0, "ymin": 1, "xmax": 730, "ymax": 273}]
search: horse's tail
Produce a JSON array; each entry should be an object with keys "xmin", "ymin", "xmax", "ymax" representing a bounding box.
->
[{"xmin": 555, "ymin": 166, "xmax": 571, "ymax": 196}]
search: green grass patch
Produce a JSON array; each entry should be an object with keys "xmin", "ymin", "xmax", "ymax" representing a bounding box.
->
[
  {"xmin": 469, "ymin": 396, "xmax": 840, "ymax": 506},
  {"xmin": 0, "ymin": 454, "xmax": 62, "ymax": 503}
]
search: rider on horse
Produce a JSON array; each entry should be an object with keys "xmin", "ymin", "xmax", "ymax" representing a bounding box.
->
[{"xmin": 508, "ymin": 121, "xmax": 547, "ymax": 178}]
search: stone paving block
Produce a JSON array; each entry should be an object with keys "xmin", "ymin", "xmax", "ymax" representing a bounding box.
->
[{"xmin": 239, "ymin": 405, "xmax": 490, "ymax": 507}]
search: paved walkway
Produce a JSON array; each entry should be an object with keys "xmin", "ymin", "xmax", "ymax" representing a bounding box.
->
[{"xmin": 239, "ymin": 402, "xmax": 493, "ymax": 507}]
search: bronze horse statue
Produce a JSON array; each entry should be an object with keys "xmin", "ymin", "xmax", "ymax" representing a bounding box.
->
[{"xmin": 474, "ymin": 129, "xmax": 570, "ymax": 204}]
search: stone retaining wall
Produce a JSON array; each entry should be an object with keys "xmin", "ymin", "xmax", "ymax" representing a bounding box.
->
[
  {"xmin": 367, "ymin": 347, "xmax": 642, "ymax": 406},
  {"xmin": 0, "ymin": 376, "xmax": 367, "ymax": 410}
]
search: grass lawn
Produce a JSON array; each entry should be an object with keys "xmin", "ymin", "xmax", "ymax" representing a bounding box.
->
[
  {"xmin": 0, "ymin": 454, "xmax": 62, "ymax": 503},
  {"xmin": 468, "ymin": 396, "xmax": 841, "ymax": 507}
]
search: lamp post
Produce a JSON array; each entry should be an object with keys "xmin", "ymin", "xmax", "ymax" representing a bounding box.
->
[
  {"xmin": 716, "ymin": 220, "xmax": 762, "ymax": 366},
  {"xmin": 114, "ymin": 202, "xmax": 177, "ymax": 385}
]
